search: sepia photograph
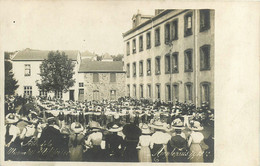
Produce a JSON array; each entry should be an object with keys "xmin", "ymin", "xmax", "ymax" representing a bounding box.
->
[
  {"xmin": 3, "ymin": 7, "xmax": 214, "ymax": 163},
  {"xmin": 0, "ymin": 1, "xmax": 259, "ymax": 166}
]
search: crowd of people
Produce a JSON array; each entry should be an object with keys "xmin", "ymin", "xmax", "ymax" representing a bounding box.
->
[{"xmin": 4, "ymin": 95, "xmax": 214, "ymax": 162}]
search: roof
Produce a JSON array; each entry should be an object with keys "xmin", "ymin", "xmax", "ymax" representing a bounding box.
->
[
  {"xmin": 102, "ymin": 53, "xmax": 113, "ymax": 60},
  {"xmin": 81, "ymin": 50, "xmax": 96, "ymax": 58},
  {"xmin": 79, "ymin": 60, "xmax": 125, "ymax": 73},
  {"xmin": 12, "ymin": 49, "xmax": 79, "ymax": 61},
  {"xmin": 123, "ymin": 9, "xmax": 184, "ymax": 38}
]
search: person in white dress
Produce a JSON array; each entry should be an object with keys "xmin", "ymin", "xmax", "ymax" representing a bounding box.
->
[
  {"xmin": 137, "ymin": 124, "xmax": 152, "ymax": 162},
  {"xmin": 5, "ymin": 113, "xmax": 21, "ymax": 161},
  {"xmin": 149, "ymin": 121, "xmax": 171, "ymax": 162},
  {"xmin": 188, "ymin": 121, "xmax": 204, "ymax": 162}
]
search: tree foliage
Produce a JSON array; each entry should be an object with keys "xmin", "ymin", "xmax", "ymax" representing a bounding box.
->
[
  {"xmin": 112, "ymin": 54, "xmax": 124, "ymax": 61},
  {"xmin": 36, "ymin": 51, "xmax": 75, "ymax": 93},
  {"xmin": 97, "ymin": 55, "xmax": 103, "ymax": 61},
  {"xmin": 5, "ymin": 59, "xmax": 19, "ymax": 96}
]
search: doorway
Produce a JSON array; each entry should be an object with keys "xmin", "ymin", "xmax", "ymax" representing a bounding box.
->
[{"xmin": 69, "ymin": 90, "xmax": 74, "ymax": 101}]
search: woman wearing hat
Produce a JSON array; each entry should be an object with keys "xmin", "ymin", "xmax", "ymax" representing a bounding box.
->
[
  {"xmin": 85, "ymin": 121, "xmax": 105, "ymax": 161},
  {"xmin": 137, "ymin": 124, "xmax": 152, "ymax": 162},
  {"xmin": 149, "ymin": 121, "xmax": 171, "ymax": 162},
  {"xmin": 188, "ymin": 121, "xmax": 204, "ymax": 162},
  {"xmin": 5, "ymin": 113, "xmax": 21, "ymax": 160},
  {"xmin": 121, "ymin": 122, "xmax": 142, "ymax": 162},
  {"xmin": 105, "ymin": 124, "xmax": 123, "ymax": 162},
  {"xmin": 69, "ymin": 122, "xmax": 85, "ymax": 161}
]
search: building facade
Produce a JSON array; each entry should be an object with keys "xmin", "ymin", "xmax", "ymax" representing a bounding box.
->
[
  {"xmin": 78, "ymin": 60, "xmax": 125, "ymax": 101},
  {"xmin": 123, "ymin": 9, "xmax": 214, "ymax": 108},
  {"xmin": 12, "ymin": 49, "xmax": 81, "ymax": 101}
]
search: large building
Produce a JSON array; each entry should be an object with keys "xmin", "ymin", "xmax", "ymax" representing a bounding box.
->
[
  {"xmin": 11, "ymin": 48, "xmax": 126, "ymax": 101},
  {"xmin": 123, "ymin": 9, "xmax": 214, "ymax": 108}
]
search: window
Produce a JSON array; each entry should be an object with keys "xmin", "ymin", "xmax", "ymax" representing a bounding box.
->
[
  {"xmin": 24, "ymin": 86, "xmax": 32, "ymax": 96},
  {"xmin": 39, "ymin": 89, "xmax": 47, "ymax": 97},
  {"xmin": 147, "ymin": 84, "xmax": 152, "ymax": 98},
  {"xmin": 185, "ymin": 83, "xmax": 193, "ymax": 102},
  {"xmin": 184, "ymin": 12, "xmax": 193, "ymax": 37},
  {"xmin": 93, "ymin": 90, "xmax": 100, "ymax": 101},
  {"xmin": 133, "ymin": 84, "xmax": 136, "ymax": 97},
  {"xmin": 126, "ymin": 42, "xmax": 130, "ymax": 56},
  {"xmin": 93, "ymin": 73, "xmax": 99, "ymax": 83},
  {"xmin": 165, "ymin": 23, "xmax": 170, "ymax": 44},
  {"xmin": 110, "ymin": 90, "xmax": 116, "ymax": 100},
  {"xmin": 139, "ymin": 61, "xmax": 143, "ymax": 76},
  {"xmin": 166, "ymin": 84, "xmax": 171, "ymax": 101},
  {"xmin": 79, "ymin": 82, "xmax": 84, "ymax": 87},
  {"xmin": 201, "ymin": 82, "xmax": 210, "ymax": 105},
  {"xmin": 155, "ymin": 28, "xmax": 160, "ymax": 46},
  {"xmin": 165, "ymin": 54, "xmax": 171, "ymax": 74},
  {"xmin": 200, "ymin": 9, "xmax": 210, "ymax": 32},
  {"xmin": 24, "ymin": 64, "xmax": 31, "ymax": 76},
  {"xmin": 146, "ymin": 32, "xmax": 151, "ymax": 49},
  {"xmin": 140, "ymin": 84, "xmax": 144, "ymax": 98},
  {"xmin": 133, "ymin": 62, "xmax": 136, "ymax": 77},
  {"xmin": 139, "ymin": 36, "xmax": 143, "ymax": 52},
  {"xmin": 172, "ymin": 19, "xmax": 178, "ymax": 40},
  {"xmin": 127, "ymin": 84, "xmax": 130, "ymax": 97},
  {"xmin": 110, "ymin": 73, "xmax": 116, "ymax": 82},
  {"xmin": 156, "ymin": 84, "xmax": 161, "ymax": 99},
  {"xmin": 155, "ymin": 56, "xmax": 161, "ymax": 75},
  {"xmin": 185, "ymin": 49, "xmax": 193, "ymax": 72},
  {"xmin": 200, "ymin": 45, "xmax": 211, "ymax": 70},
  {"xmin": 172, "ymin": 52, "xmax": 179, "ymax": 73},
  {"xmin": 127, "ymin": 63, "xmax": 130, "ymax": 78},
  {"xmin": 55, "ymin": 91, "xmax": 63, "ymax": 99},
  {"xmin": 147, "ymin": 59, "xmax": 151, "ymax": 76},
  {"xmin": 173, "ymin": 83, "xmax": 179, "ymax": 103},
  {"xmin": 132, "ymin": 39, "xmax": 136, "ymax": 54},
  {"xmin": 79, "ymin": 89, "xmax": 84, "ymax": 94}
]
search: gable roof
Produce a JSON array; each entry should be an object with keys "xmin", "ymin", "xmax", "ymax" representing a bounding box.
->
[
  {"xmin": 102, "ymin": 53, "xmax": 113, "ymax": 60},
  {"xmin": 79, "ymin": 60, "xmax": 125, "ymax": 73},
  {"xmin": 12, "ymin": 49, "xmax": 79, "ymax": 61}
]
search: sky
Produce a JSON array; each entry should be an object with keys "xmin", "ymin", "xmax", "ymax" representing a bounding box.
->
[{"xmin": 0, "ymin": 1, "xmax": 157, "ymax": 55}]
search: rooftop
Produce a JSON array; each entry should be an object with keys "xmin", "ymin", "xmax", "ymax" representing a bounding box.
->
[
  {"xmin": 79, "ymin": 60, "xmax": 124, "ymax": 73},
  {"xmin": 81, "ymin": 50, "xmax": 96, "ymax": 58},
  {"xmin": 102, "ymin": 53, "xmax": 113, "ymax": 60},
  {"xmin": 123, "ymin": 9, "xmax": 180, "ymax": 38},
  {"xmin": 12, "ymin": 48, "xmax": 79, "ymax": 61}
]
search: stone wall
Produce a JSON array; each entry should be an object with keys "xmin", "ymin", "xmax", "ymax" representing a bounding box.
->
[{"xmin": 83, "ymin": 73, "xmax": 126, "ymax": 101}]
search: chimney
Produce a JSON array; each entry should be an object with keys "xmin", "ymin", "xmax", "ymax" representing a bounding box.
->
[{"xmin": 132, "ymin": 10, "xmax": 142, "ymax": 28}]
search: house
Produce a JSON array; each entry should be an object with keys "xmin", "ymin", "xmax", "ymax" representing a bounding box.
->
[
  {"xmin": 12, "ymin": 48, "xmax": 81, "ymax": 101},
  {"xmin": 123, "ymin": 9, "xmax": 214, "ymax": 108},
  {"xmin": 81, "ymin": 50, "xmax": 97, "ymax": 61},
  {"xmin": 102, "ymin": 53, "xmax": 113, "ymax": 62},
  {"xmin": 78, "ymin": 60, "xmax": 125, "ymax": 101}
]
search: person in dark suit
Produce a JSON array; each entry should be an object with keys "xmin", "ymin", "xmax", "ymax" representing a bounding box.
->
[
  {"xmin": 105, "ymin": 124, "xmax": 123, "ymax": 162},
  {"xmin": 38, "ymin": 117, "xmax": 64, "ymax": 161},
  {"xmin": 167, "ymin": 126, "xmax": 189, "ymax": 162}
]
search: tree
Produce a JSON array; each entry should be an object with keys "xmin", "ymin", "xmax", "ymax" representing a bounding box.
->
[
  {"xmin": 5, "ymin": 60, "xmax": 19, "ymax": 96},
  {"xmin": 36, "ymin": 51, "xmax": 75, "ymax": 94},
  {"xmin": 112, "ymin": 54, "xmax": 124, "ymax": 61},
  {"xmin": 97, "ymin": 55, "xmax": 103, "ymax": 61}
]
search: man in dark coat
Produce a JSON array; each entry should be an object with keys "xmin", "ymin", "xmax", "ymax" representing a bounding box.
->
[
  {"xmin": 121, "ymin": 123, "xmax": 141, "ymax": 162},
  {"xmin": 38, "ymin": 119, "xmax": 67, "ymax": 161},
  {"xmin": 167, "ymin": 128, "xmax": 189, "ymax": 162}
]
